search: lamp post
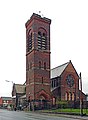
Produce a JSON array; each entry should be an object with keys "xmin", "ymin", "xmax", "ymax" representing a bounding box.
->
[
  {"xmin": 5, "ymin": 80, "xmax": 14, "ymax": 84},
  {"xmin": 5, "ymin": 80, "xmax": 14, "ymax": 110},
  {"xmin": 79, "ymin": 72, "xmax": 83, "ymax": 116},
  {"xmin": 5, "ymin": 80, "xmax": 14, "ymax": 96}
]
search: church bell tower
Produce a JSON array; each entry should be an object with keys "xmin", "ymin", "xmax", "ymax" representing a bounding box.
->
[{"xmin": 25, "ymin": 13, "xmax": 51, "ymax": 107}]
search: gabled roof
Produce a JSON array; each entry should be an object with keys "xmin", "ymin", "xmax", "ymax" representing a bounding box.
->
[
  {"xmin": 14, "ymin": 84, "xmax": 26, "ymax": 94},
  {"xmin": 51, "ymin": 60, "xmax": 79, "ymax": 79},
  {"xmin": 51, "ymin": 61, "xmax": 69, "ymax": 79}
]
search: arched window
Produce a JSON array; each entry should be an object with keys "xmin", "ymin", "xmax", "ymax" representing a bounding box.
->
[
  {"xmin": 52, "ymin": 97, "xmax": 56, "ymax": 105},
  {"xmin": 72, "ymin": 93, "xmax": 75, "ymax": 101},
  {"xmin": 39, "ymin": 61, "xmax": 41, "ymax": 69},
  {"xmin": 65, "ymin": 92, "xmax": 68, "ymax": 101},
  {"xmin": 27, "ymin": 32, "xmax": 32, "ymax": 52},
  {"xmin": 37, "ymin": 29, "xmax": 47, "ymax": 50},
  {"xmin": 38, "ymin": 31, "xmax": 42, "ymax": 49},
  {"xmin": 42, "ymin": 33, "xmax": 47, "ymax": 50},
  {"xmin": 69, "ymin": 92, "xmax": 72, "ymax": 101},
  {"xmin": 44, "ymin": 62, "xmax": 46, "ymax": 69},
  {"xmin": 42, "ymin": 77, "xmax": 43, "ymax": 84}
]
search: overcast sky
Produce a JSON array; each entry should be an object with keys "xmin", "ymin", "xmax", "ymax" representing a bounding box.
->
[{"xmin": 0, "ymin": 0, "xmax": 88, "ymax": 97}]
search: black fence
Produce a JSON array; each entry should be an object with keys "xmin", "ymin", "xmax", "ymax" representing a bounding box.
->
[
  {"xmin": 15, "ymin": 100, "xmax": 88, "ymax": 111},
  {"xmin": 52, "ymin": 100, "xmax": 88, "ymax": 109},
  {"xmin": 30, "ymin": 100, "xmax": 51, "ymax": 111}
]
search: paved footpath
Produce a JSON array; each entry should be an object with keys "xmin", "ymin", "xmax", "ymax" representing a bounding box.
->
[
  {"xmin": 36, "ymin": 112, "xmax": 88, "ymax": 120},
  {"xmin": 58, "ymin": 114, "xmax": 88, "ymax": 120}
]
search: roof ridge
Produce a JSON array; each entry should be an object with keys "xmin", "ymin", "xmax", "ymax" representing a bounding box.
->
[
  {"xmin": 15, "ymin": 84, "xmax": 25, "ymax": 86},
  {"xmin": 51, "ymin": 61, "xmax": 69, "ymax": 70}
]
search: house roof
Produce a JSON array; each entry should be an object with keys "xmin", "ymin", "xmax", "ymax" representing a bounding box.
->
[
  {"xmin": 51, "ymin": 61, "xmax": 69, "ymax": 79},
  {"xmin": 20, "ymin": 94, "xmax": 26, "ymax": 99},
  {"xmin": 1, "ymin": 97, "xmax": 12, "ymax": 101},
  {"xmin": 14, "ymin": 84, "xmax": 26, "ymax": 94}
]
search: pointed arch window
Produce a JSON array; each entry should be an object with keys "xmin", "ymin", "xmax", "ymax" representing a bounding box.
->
[
  {"xmin": 69, "ymin": 92, "xmax": 71, "ymax": 101},
  {"xmin": 72, "ymin": 93, "xmax": 75, "ymax": 101},
  {"xmin": 68, "ymin": 92, "xmax": 73, "ymax": 101},
  {"xmin": 52, "ymin": 97, "xmax": 56, "ymax": 105},
  {"xmin": 42, "ymin": 77, "xmax": 43, "ymax": 84},
  {"xmin": 44, "ymin": 62, "xmax": 46, "ymax": 70},
  {"xmin": 39, "ymin": 61, "xmax": 41, "ymax": 69},
  {"xmin": 65, "ymin": 92, "xmax": 68, "ymax": 101}
]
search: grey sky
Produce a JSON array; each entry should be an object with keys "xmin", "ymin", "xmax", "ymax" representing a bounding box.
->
[{"xmin": 0, "ymin": 0, "xmax": 88, "ymax": 96}]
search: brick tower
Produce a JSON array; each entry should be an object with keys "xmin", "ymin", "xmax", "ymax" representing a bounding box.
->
[{"xmin": 25, "ymin": 13, "xmax": 51, "ymax": 109}]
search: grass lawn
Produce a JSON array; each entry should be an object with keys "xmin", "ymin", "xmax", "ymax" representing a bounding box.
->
[{"xmin": 42, "ymin": 108, "xmax": 88, "ymax": 115}]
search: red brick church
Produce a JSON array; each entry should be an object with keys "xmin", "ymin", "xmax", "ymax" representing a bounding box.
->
[
  {"xmin": 25, "ymin": 13, "xmax": 85, "ymax": 109},
  {"xmin": 11, "ymin": 13, "xmax": 86, "ymax": 110},
  {"xmin": 12, "ymin": 13, "xmax": 85, "ymax": 108}
]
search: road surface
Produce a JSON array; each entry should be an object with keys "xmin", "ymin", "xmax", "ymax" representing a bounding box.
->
[{"xmin": 0, "ymin": 109, "xmax": 87, "ymax": 120}]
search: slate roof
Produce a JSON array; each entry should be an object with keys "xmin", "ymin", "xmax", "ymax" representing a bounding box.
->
[
  {"xmin": 14, "ymin": 84, "xmax": 26, "ymax": 94},
  {"xmin": 1, "ymin": 97, "xmax": 12, "ymax": 101},
  {"xmin": 20, "ymin": 94, "xmax": 26, "ymax": 99},
  {"xmin": 51, "ymin": 61, "xmax": 69, "ymax": 79}
]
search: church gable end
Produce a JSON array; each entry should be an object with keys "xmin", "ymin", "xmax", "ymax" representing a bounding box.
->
[
  {"xmin": 60, "ymin": 60, "xmax": 79, "ymax": 101},
  {"xmin": 63, "ymin": 60, "xmax": 79, "ymax": 79}
]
